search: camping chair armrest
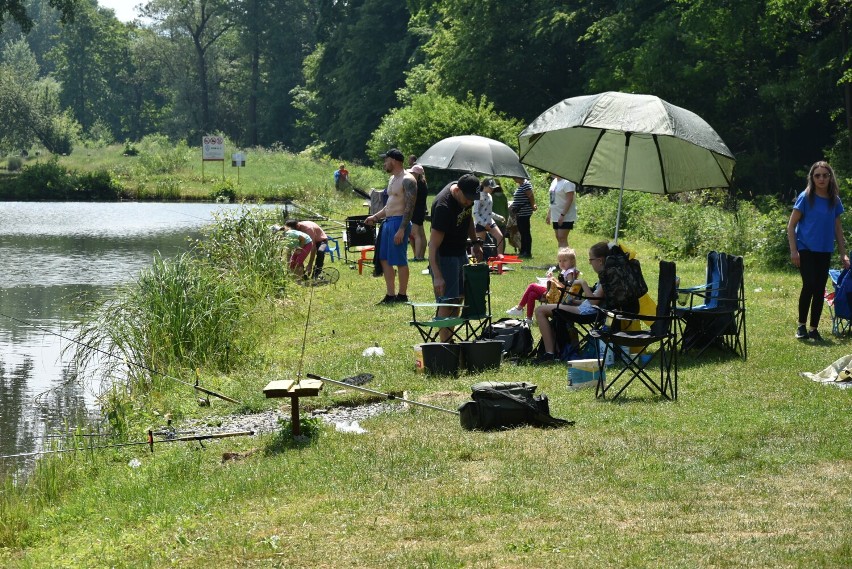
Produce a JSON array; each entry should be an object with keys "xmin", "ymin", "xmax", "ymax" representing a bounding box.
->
[
  {"xmin": 677, "ymin": 284, "xmax": 723, "ymax": 308},
  {"xmin": 409, "ymin": 302, "xmax": 466, "ymax": 318}
]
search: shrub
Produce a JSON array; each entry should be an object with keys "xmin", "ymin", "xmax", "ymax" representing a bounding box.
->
[
  {"xmin": 74, "ymin": 170, "xmax": 123, "ymax": 200},
  {"xmin": 12, "ymin": 158, "xmax": 74, "ymax": 199},
  {"xmin": 136, "ymin": 134, "xmax": 190, "ymax": 175},
  {"xmin": 210, "ymin": 179, "xmax": 238, "ymax": 202},
  {"xmin": 6, "ymin": 156, "xmax": 22, "ymax": 171}
]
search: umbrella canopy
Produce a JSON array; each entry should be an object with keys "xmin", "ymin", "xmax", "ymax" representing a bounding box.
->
[
  {"xmin": 418, "ymin": 135, "xmax": 529, "ymax": 179},
  {"xmin": 518, "ymin": 91, "xmax": 736, "ymax": 241}
]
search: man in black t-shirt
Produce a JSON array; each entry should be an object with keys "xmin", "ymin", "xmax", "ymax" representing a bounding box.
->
[{"xmin": 429, "ymin": 173, "xmax": 481, "ymax": 341}]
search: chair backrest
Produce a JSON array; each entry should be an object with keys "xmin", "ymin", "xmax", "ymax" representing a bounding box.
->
[
  {"xmin": 462, "ymin": 263, "xmax": 491, "ymax": 319},
  {"xmin": 652, "ymin": 260, "xmax": 677, "ymax": 336},
  {"xmin": 698, "ymin": 251, "xmax": 743, "ymax": 310}
]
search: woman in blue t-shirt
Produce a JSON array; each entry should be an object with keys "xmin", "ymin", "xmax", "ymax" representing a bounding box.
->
[{"xmin": 787, "ymin": 161, "xmax": 850, "ymax": 341}]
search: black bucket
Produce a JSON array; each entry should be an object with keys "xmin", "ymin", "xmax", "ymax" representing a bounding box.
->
[
  {"xmin": 420, "ymin": 343, "xmax": 462, "ymax": 376},
  {"xmin": 345, "ymin": 215, "xmax": 375, "ymax": 247},
  {"xmin": 461, "ymin": 340, "xmax": 503, "ymax": 373}
]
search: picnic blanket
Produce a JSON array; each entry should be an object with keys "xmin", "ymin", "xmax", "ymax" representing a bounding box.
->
[{"xmin": 800, "ymin": 354, "xmax": 852, "ymax": 389}]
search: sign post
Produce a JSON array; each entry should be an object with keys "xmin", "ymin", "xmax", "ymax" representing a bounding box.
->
[
  {"xmin": 202, "ymin": 135, "xmax": 225, "ymax": 181},
  {"xmin": 231, "ymin": 152, "xmax": 245, "ymax": 184}
]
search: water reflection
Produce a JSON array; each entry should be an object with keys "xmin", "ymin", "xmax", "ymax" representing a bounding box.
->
[{"xmin": 0, "ymin": 202, "xmax": 276, "ymax": 474}]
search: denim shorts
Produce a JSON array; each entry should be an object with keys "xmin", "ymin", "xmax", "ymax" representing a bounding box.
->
[{"xmin": 433, "ymin": 254, "xmax": 467, "ymax": 301}]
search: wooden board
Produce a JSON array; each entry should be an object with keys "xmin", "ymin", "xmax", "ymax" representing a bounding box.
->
[
  {"xmin": 263, "ymin": 379, "xmax": 324, "ymax": 398},
  {"xmin": 263, "ymin": 379, "xmax": 295, "ymax": 398}
]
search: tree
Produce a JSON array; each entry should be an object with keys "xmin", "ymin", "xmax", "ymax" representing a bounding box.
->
[
  {"xmin": 142, "ymin": 0, "xmax": 236, "ymax": 136},
  {"xmin": 0, "ymin": 0, "xmax": 76, "ymax": 33},
  {"xmin": 300, "ymin": 0, "xmax": 417, "ymax": 160}
]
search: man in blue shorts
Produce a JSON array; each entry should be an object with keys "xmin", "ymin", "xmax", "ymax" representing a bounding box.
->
[
  {"xmin": 365, "ymin": 148, "xmax": 418, "ymax": 304},
  {"xmin": 429, "ymin": 173, "xmax": 481, "ymax": 341}
]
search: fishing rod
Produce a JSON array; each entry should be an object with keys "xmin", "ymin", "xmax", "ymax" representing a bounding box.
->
[
  {"xmin": 0, "ymin": 430, "xmax": 255, "ymax": 460},
  {"xmin": 306, "ymin": 373, "xmax": 459, "ymax": 416},
  {"xmin": 0, "ymin": 311, "xmax": 242, "ymax": 405}
]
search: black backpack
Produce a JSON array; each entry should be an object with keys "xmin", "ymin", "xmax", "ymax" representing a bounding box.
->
[
  {"xmin": 480, "ymin": 318, "xmax": 534, "ymax": 358},
  {"xmin": 458, "ymin": 381, "xmax": 574, "ymax": 431},
  {"xmin": 599, "ymin": 244, "xmax": 647, "ymax": 312}
]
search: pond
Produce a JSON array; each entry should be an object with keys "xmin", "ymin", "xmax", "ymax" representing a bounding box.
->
[{"xmin": 0, "ymin": 202, "xmax": 277, "ymax": 475}]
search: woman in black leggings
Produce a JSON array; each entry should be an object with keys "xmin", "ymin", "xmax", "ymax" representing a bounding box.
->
[{"xmin": 787, "ymin": 161, "xmax": 850, "ymax": 341}]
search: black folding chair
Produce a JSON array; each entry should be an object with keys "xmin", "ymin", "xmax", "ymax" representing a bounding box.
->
[
  {"xmin": 676, "ymin": 251, "xmax": 747, "ymax": 359},
  {"xmin": 591, "ymin": 260, "xmax": 679, "ymax": 401}
]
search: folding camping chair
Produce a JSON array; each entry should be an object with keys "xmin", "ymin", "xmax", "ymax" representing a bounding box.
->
[
  {"xmin": 676, "ymin": 251, "xmax": 747, "ymax": 359},
  {"xmin": 826, "ymin": 268, "xmax": 852, "ymax": 336},
  {"xmin": 591, "ymin": 260, "xmax": 679, "ymax": 401},
  {"xmin": 409, "ymin": 263, "xmax": 492, "ymax": 343}
]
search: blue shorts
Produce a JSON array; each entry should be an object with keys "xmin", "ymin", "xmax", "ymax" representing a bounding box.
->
[
  {"xmin": 433, "ymin": 254, "xmax": 467, "ymax": 301},
  {"xmin": 378, "ymin": 215, "xmax": 411, "ymax": 266}
]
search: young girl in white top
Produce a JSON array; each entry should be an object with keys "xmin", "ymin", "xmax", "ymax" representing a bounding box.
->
[{"xmin": 506, "ymin": 248, "xmax": 579, "ymax": 319}]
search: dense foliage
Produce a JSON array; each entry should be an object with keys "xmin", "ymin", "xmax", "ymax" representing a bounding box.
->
[{"xmin": 2, "ymin": 0, "xmax": 852, "ymax": 197}]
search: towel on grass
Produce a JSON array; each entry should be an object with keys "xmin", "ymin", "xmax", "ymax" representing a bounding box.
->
[{"xmin": 800, "ymin": 354, "xmax": 852, "ymax": 389}]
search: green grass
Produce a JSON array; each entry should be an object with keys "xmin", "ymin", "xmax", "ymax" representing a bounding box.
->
[
  {"xmin": 52, "ymin": 143, "xmax": 389, "ymax": 203},
  {"xmin": 3, "ymin": 175, "xmax": 852, "ymax": 567}
]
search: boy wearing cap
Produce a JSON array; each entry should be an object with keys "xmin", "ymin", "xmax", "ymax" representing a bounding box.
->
[
  {"xmin": 429, "ymin": 173, "xmax": 481, "ymax": 341},
  {"xmin": 365, "ymin": 148, "xmax": 418, "ymax": 304}
]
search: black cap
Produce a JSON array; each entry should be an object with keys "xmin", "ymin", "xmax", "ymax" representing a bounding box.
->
[
  {"xmin": 380, "ymin": 148, "xmax": 405, "ymax": 162},
  {"xmin": 457, "ymin": 173, "xmax": 481, "ymax": 200}
]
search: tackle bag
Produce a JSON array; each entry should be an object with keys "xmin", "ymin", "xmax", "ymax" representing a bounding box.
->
[
  {"xmin": 458, "ymin": 381, "xmax": 574, "ymax": 431},
  {"xmin": 480, "ymin": 318, "xmax": 534, "ymax": 358}
]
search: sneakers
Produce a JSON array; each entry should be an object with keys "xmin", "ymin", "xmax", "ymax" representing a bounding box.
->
[
  {"xmin": 532, "ymin": 352, "xmax": 557, "ymax": 365},
  {"xmin": 377, "ymin": 294, "xmax": 396, "ymax": 305},
  {"xmin": 506, "ymin": 306, "xmax": 524, "ymax": 318},
  {"xmin": 796, "ymin": 324, "xmax": 826, "ymax": 342},
  {"xmin": 395, "ymin": 294, "xmax": 409, "ymax": 303}
]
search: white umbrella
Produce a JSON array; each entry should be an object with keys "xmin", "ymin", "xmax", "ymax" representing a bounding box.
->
[
  {"xmin": 418, "ymin": 135, "xmax": 529, "ymax": 179},
  {"xmin": 518, "ymin": 91, "xmax": 736, "ymax": 242}
]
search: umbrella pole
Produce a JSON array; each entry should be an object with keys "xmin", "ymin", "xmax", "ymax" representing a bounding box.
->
[{"xmin": 613, "ymin": 132, "xmax": 632, "ymax": 245}]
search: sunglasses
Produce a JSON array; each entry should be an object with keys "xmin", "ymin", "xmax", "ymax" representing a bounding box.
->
[{"xmin": 813, "ymin": 173, "xmax": 831, "ymax": 179}]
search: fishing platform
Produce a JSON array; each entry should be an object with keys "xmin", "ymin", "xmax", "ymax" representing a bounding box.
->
[{"xmin": 263, "ymin": 378, "xmax": 324, "ymax": 436}]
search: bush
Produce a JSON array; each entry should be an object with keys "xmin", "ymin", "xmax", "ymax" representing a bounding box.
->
[
  {"xmin": 6, "ymin": 156, "xmax": 22, "ymax": 171},
  {"xmin": 74, "ymin": 170, "xmax": 123, "ymax": 200},
  {"xmin": 576, "ymin": 189, "xmax": 792, "ymax": 267},
  {"xmin": 12, "ymin": 158, "xmax": 75, "ymax": 199},
  {"xmin": 210, "ymin": 179, "xmax": 238, "ymax": 202},
  {"xmin": 136, "ymin": 134, "xmax": 190, "ymax": 175}
]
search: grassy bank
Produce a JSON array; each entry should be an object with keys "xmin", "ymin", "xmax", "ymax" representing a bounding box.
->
[
  {"xmin": 3, "ymin": 204, "xmax": 852, "ymax": 567},
  {"xmin": 1, "ymin": 147, "xmax": 851, "ymax": 566},
  {"xmin": 1, "ymin": 141, "xmax": 390, "ymax": 203}
]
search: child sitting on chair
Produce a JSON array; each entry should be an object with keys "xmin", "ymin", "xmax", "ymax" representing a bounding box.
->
[{"xmin": 506, "ymin": 247, "xmax": 579, "ymax": 319}]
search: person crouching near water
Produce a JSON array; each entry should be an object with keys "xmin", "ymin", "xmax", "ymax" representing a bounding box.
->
[
  {"xmin": 284, "ymin": 219, "xmax": 328, "ymax": 278},
  {"xmin": 279, "ymin": 226, "xmax": 313, "ymax": 278},
  {"xmin": 506, "ymin": 247, "xmax": 579, "ymax": 320},
  {"xmin": 365, "ymin": 148, "xmax": 418, "ymax": 304},
  {"xmin": 532, "ymin": 241, "xmax": 610, "ymax": 364}
]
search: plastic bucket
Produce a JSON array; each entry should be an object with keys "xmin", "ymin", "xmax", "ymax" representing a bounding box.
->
[
  {"xmin": 421, "ymin": 343, "xmax": 462, "ymax": 376},
  {"xmin": 413, "ymin": 344, "xmax": 425, "ymax": 373},
  {"xmin": 460, "ymin": 340, "xmax": 503, "ymax": 373}
]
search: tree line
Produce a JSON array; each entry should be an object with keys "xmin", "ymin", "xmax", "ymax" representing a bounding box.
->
[{"xmin": 0, "ymin": 0, "xmax": 850, "ymax": 197}]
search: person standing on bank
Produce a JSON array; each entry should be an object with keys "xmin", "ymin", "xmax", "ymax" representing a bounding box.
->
[
  {"xmin": 787, "ymin": 160, "xmax": 850, "ymax": 341},
  {"xmin": 429, "ymin": 173, "xmax": 482, "ymax": 341},
  {"xmin": 409, "ymin": 164, "xmax": 429, "ymax": 261},
  {"xmin": 511, "ymin": 176, "xmax": 537, "ymax": 258},
  {"xmin": 546, "ymin": 174, "xmax": 576, "ymax": 249},
  {"xmin": 365, "ymin": 149, "xmax": 418, "ymax": 304}
]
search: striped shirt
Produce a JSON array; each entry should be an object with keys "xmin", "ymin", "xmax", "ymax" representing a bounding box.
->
[{"xmin": 512, "ymin": 180, "xmax": 534, "ymax": 217}]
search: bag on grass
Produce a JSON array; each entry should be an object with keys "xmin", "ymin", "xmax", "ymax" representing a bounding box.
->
[
  {"xmin": 458, "ymin": 381, "xmax": 574, "ymax": 431},
  {"xmin": 481, "ymin": 318, "xmax": 534, "ymax": 358}
]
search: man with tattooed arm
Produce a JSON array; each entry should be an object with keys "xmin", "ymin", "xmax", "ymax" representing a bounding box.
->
[{"xmin": 365, "ymin": 148, "xmax": 418, "ymax": 304}]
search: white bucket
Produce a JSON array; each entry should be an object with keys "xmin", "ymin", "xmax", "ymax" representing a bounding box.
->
[{"xmin": 413, "ymin": 344, "xmax": 425, "ymax": 373}]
